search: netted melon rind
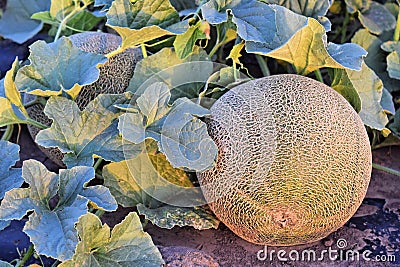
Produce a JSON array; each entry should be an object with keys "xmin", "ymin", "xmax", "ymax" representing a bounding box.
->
[
  {"xmin": 198, "ymin": 74, "xmax": 372, "ymax": 246},
  {"xmin": 25, "ymin": 32, "xmax": 142, "ymax": 167}
]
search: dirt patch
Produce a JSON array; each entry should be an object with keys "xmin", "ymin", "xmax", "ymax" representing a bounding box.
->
[{"xmin": 4, "ymin": 125, "xmax": 400, "ymax": 266}]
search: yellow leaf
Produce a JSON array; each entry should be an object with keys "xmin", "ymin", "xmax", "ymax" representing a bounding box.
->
[
  {"xmin": 4, "ymin": 58, "xmax": 27, "ymax": 116},
  {"xmin": 382, "ymin": 128, "xmax": 391, "ymax": 137},
  {"xmin": 111, "ymin": 25, "xmax": 175, "ymax": 50},
  {"xmin": 267, "ymin": 18, "xmax": 345, "ymax": 75},
  {"xmin": 223, "ymin": 28, "xmax": 237, "ymax": 44},
  {"xmin": 227, "ymin": 41, "xmax": 245, "ymax": 68}
]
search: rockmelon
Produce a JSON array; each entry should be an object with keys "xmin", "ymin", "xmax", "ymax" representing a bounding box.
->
[
  {"xmin": 197, "ymin": 74, "xmax": 372, "ymax": 246},
  {"xmin": 25, "ymin": 32, "xmax": 142, "ymax": 166}
]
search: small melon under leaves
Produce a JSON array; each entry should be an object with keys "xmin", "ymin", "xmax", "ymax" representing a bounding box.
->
[{"xmin": 25, "ymin": 32, "xmax": 142, "ymax": 166}]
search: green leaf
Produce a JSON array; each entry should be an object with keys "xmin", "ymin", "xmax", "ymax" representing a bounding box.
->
[
  {"xmin": 352, "ymin": 29, "xmax": 399, "ymax": 92},
  {"xmin": 103, "ymin": 154, "xmax": 218, "ymax": 229},
  {"xmin": 0, "ymin": 58, "xmax": 29, "ymax": 127},
  {"xmin": 50, "ymin": 0, "xmax": 75, "ymax": 21},
  {"xmin": 173, "ymin": 20, "xmax": 208, "ymax": 59},
  {"xmin": 0, "ymin": 159, "xmax": 116, "ymax": 261},
  {"xmin": 247, "ymin": 16, "xmax": 367, "ymax": 75},
  {"xmin": 389, "ymin": 109, "xmax": 400, "ymax": 136},
  {"xmin": 344, "ymin": 0, "xmax": 370, "ymax": 13},
  {"xmin": 381, "ymin": 88, "xmax": 395, "ymax": 115},
  {"xmin": 260, "ymin": 0, "xmax": 333, "ymax": 30},
  {"xmin": 106, "ymin": 0, "xmax": 188, "ymax": 49},
  {"xmin": 103, "ymin": 151, "xmax": 198, "ymax": 208},
  {"xmin": 36, "ymin": 94, "xmax": 142, "ymax": 168},
  {"xmin": 381, "ymin": 43, "xmax": 400, "ymax": 79},
  {"xmin": 381, "ymin": 41, "xmax": 400, "ymax": 81},
  {"xmin": 330, "ymin": 68, "xmax": 362, "ymax": 113},
  {"xmin": 33, "ymin": 1, "xmax": 101, "ymax": 36},
  {"xmin": 344, "ymin": 63, "xmax": 389, "ymax": 131},
  {"xmin": 384, "ymin": 2, "xmax": 399, "ymax": 18},
  {"xmin": 381, "ymin": 41, "xmax": 400, "ymax": 53},
  {"xmin": 202, "ymin": 1, "xmax": 366, "ymax": 75},
  {"xmin": 103, "ymin": 158, "xmax": 156, "ymax": 208},
  {"xmin": 262, "ymin": 0, "xmax": 332, "ymax": 18},
  {"xmin": 31, "ymin": 11, "xmax": 59, "ymax": 26},
  {"xmin": 147, "ymin": 98, "xmax": 217, "ymax": 172},
  {"xmin": 61, "ymin": 10, "xmax": 104, "ymax": 36},
  {"xmin": 0, "ymin": 260, "xmax": 13, "ymax": 267},
  {"xmin": 137, "ymin": 82, "xmax": 170, "ymax": 125},
  {"xmin": 352, "ymin": 29, "xmax": 385, "ymax": 73},
  {"xmin": 202, "ymin": 66, "xmax": 250, "ymax": 99},
  {"xmin": 59, "ymin": 212, "xmax": 164, "ymax": 267},
  {"xmin": 127, "ymin": 47, "xmax": 213, "ymax": 101},
  {"xmin": 94, "ymin": 0, "xmax": 114, "ymax": 8},
  {"xmin": 358, "ymin": 2, "xmax": 396, "ymax": 35},
  {"xmin": 0, "ymin": 140, "xmax": 23, "ymax": 231},
  {"xmin": 137, "ymin": 204, "xmax": 219, "ymax": 230},
  {"xmin": 120, "ymin": 83, "xmax": 217, "ymax": 171},
  {"xmin": 202, "ymin": 0, "xmax": 276, "ymax": 43},
  {"xmin": 15, "ymin": 37, "xmax": 107, "ymax": 99},
  {"xmin": 0, "ymin": 140, "xmax": 23, "ymax": 200},
  {"xmin": 0, "ymin": 0, "xmax": 50, "ymax": 43},
  {"xmin": 0, "ymin": 220, "xmax": 10, "ymax": 231}
]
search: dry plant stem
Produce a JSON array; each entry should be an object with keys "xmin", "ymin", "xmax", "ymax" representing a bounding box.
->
[
  {"xmin": 1, "ymin": 124, "xmax": 14, "ymax": 141},
  {"xmin": 372, "ymin": 163, "xmax": 400, "ymax": 177},
  {"xmin": 16, "ymin": 243, "xmax": 34, "ymax": 267}
]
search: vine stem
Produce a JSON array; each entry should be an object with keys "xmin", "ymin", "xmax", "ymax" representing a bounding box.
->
[
  {"xmin": 314, "ymin": 69, "xmax": 324, "ymax": 83},
  {"xmin": 54, "ymin": 0, "xmax": 93, "ymax": 41},
  {"xmin": 106, "ymin": 46, "xmax": 125, "ymax": 58},
  {"xmin": 1, "ymin": 124, "xmax": 14, "ymax": 141},
  {"xmin": 26, "ymin": 118, "xmax": 49, "ymax": 130},
  {"xmin": 140, "ymin": 43, "xmax": 148, "ymax": 58},
  {"xmin": 23, "ymin": 96, "xmax": 43, "ymax": 109},
  {"xmin": 93, "ymin": 158, "xmax": 104, "ymax": 172},
  {"xmin": 372, "ymin": 163, "xmax": 400, "ymax": 177},
  {"xmin": 95, "ymin": 210, "xmax": 105, "ymax": 217},
  {"xmin": 16, "ymin": 244, "xmax": 34, "ymax": 267},
  {"xmin": 394, "ymin": 3, "xmax": 400, "ymax": 42},
  {"xmin": 255, "ymin": 55, "xmax": 270, "ymax": 76},
  {"xmin": 209, "ymin": 24, "xmax": 221, "ymax": 58},
  {"xmin": 341, "ymin": 9, "xmax": 350, "ymax": 43},
  {"xmin": 144, "ymin": 36, "xmax": 175, "ymax": 48}
]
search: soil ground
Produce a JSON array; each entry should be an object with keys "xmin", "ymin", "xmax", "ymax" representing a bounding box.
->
[{"xmin": 1, "ymin": 125, "xmax": 399, "ymax": 266}]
